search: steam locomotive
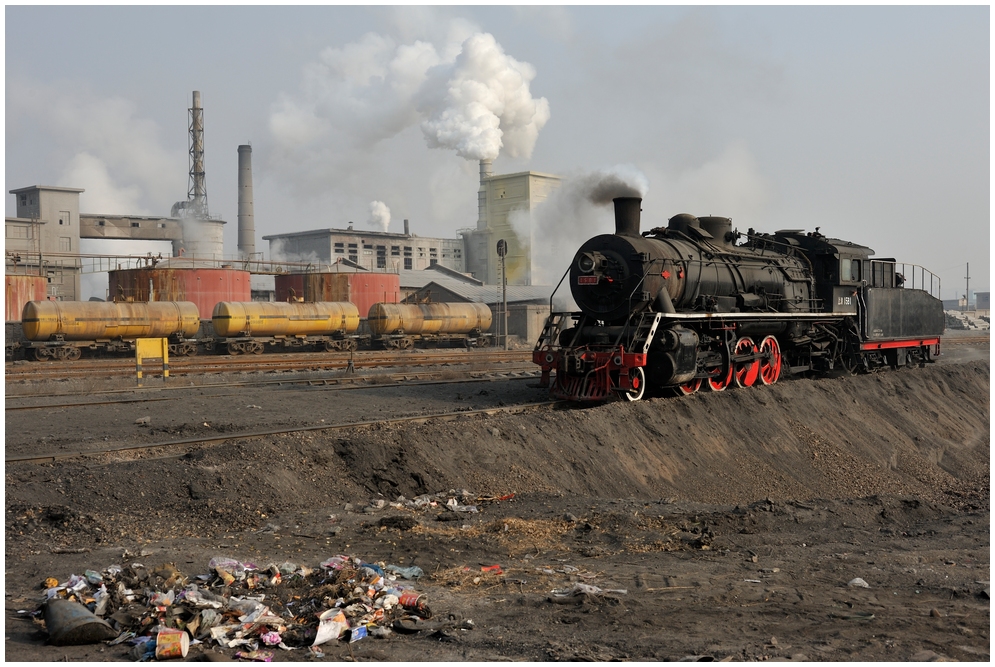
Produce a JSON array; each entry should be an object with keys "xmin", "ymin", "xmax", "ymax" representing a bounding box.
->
[{"xmin": 533, "ymin": 197, "xmax": 945, "ymax": 402}]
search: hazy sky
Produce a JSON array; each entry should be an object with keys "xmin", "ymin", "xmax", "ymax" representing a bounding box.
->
[{"xmin": 5, "ymin": 5, "xmax": 989, "ymax": 297}]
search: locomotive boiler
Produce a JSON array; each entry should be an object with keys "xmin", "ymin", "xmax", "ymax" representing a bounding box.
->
[
  {"xmin": 20, "ymin": 300, "xmax": 201, "ymax": 360},
  {"xmin": 211, "ymin": 301, "xmax": 361, "ymax": 354},
  {"xmin": 534, "ymin": 197, "xmax": 945, "ymax": 401},
  {"xmin": 368, "ymin": 302, "xmax": 492, "ymax": 349}
]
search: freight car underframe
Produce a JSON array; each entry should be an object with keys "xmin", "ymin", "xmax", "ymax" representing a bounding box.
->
[
  {"xmin": 14, "ymin": 333, "xmax": 199, "ymax": 361},
  {"xmin": 533, "ymin": 311, "xmax": 940, "ymax": 402}
]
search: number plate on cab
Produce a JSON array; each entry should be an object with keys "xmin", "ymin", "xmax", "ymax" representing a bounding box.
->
[{"xmin": 577, "ymin": 276, "xmax": 598, "ymax": 285}]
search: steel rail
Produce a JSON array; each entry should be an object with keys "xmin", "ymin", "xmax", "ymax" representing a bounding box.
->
[{"xmin": 6, "ymin": 401, "xmax": 564, "ymax": 464}]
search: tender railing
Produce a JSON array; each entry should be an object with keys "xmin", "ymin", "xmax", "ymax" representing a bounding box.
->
[{"xmin": 871, "ymin": 260, "xmax": 941, "ymax": 299}]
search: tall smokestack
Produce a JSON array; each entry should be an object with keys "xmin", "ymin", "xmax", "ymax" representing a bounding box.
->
[
  {"xmin": 237, "ymin": 145, "xmax": 255, "ymax": 258},
  {"xmin": 613, "ymin": 197, "xmax": 642, "ymax": 237},
  {"xmin": 477, "ymin": 159, "xmax": 493, "ymax": 230},
  {"xmin": 403, "ymin": 219, "xmax": 410, "ymax": 236},
  {"xmin": 188, "ymin": 91, "xmax": 208, "ymax": 218}
]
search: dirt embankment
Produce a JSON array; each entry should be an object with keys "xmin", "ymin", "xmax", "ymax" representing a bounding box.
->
[{"xmin": 6, "ymin": 361, "xmax": 988, "ymax": 547}]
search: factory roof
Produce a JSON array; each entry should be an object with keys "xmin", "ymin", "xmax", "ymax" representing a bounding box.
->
[
  {"xmin": 9, "ymin": 185, "xmax": 85, "ymax": 194},
  {"xmin": 412, "ymin": 281, "xmax": 554, "ymax": 306},
  {"xmin": 262, "ymin": 227, "xmax": 460, "ymax": 241}
]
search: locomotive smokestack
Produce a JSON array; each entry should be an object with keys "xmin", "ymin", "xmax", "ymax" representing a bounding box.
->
[
  {"xmin": 613, "ymin": 197, "xmax": 642, "ymax": 237},
  {"xmin": 237, "ymin": 145, "xmax": 255, "ymax": 259}
]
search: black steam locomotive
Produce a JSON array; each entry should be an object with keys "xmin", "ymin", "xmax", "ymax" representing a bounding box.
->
[{"xmin": 533, "ymin": 197, "xmax": 945, "ymax": 402}]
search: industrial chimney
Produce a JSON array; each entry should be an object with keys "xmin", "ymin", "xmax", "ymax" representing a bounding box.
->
[
  {"xmin": 237, "ymin": 145, "xmax": 255, "ymax": 258},
  {"xmin": 188, "ymin": 91, "xmax": 208, "ymax": 217},
  {"xmin": 477, "ymin": 159, "xmax": 493, "ymax": 230}
]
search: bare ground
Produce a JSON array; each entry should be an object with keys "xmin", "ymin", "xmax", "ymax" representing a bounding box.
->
[{"xmin": 4, "ymin": 341, "xmax": 989, "ymax": 662}]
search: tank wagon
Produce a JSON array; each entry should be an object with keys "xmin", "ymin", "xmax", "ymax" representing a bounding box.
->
[
  {"xmin": 368, "ymin": 302, "xmax": 493, "ymax": 349},
  {"xmin": 18, "ymin": 300, "xmax": 201, "ymax": 360},
  {"xmin": 210, "ymin": 301, "xmax": 361, "ymax": 354},
  {"xmin": 534, "ymin": 197, "xmax": 945, "ymax": 402}
]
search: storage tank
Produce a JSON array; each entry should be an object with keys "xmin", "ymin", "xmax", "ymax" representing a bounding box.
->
[
  {"xmin": 6, "ymin": 274, "xmax": 48, "ymax": 322},
  {"xmin": 274, "ymin": 271, "xmax": 401, "ymax": 320},
  {"xmin": 22, "ymin": 301, "xmax": 200, "ymax": 341},
  {"xmin": 109, "ymin": 267, "xmax": 251, "ymax": 320},
  {"xmin": 212, "ymin": 301, "xmax": 360, "ymax": 338},
  {"xmin": 368, "ymin": 302, "xmax": 492, "ymax": 336}
]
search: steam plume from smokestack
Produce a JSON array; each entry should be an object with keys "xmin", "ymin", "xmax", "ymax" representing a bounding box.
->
[
  {"xmin": 368, "ymin": 201, "xmax": 391, "ymax": 232},
  {"xmin": 418, "ymin": 33, "xmax": 550, "ymax": 161}
]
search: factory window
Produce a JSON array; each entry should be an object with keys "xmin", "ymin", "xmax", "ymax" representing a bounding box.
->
[
  {"xmin": 349, "ymin": 254, "xmax": 358, "ymax": 263},
  {"xmin": 430, "ymin": 259, "xmax": 438, "ymax": 266},
  {"xmin": 97, "ymin": 220, "xmax": 106, "ymax": 226},
  {"xmin": 376, "ymin": 248, "xmax": 386, "ymax": 269},
  {"xmin": 404, "ymin": 257, "xmax": 412, "ymax": 270},
  {"xmin": 391, "ymin": 246, "xmax": 400, "ymax": 256},
  {"xmin": 454, "ymin": 249, "xmax": 462, "ymax": 258},
  {"xmin": 403, "ymin": 246, "xmax": 412, "ymax": 256},
  {"xmin": 157, "ymin": 222, "xmax": 166, "ymax": 229},
  {"xmin": 59, "ymin": 237, "xmax": 71, "ymax": 252},
  {"xmin": 131, "ymin": 222, "xmax": 140, "ymax": 228},
  {"xmin": 334, "ymin": 242, "xmax": 344, "ymax": 254},
  {"xmin": 20, "ymin": 195, "xmax": 27, "ymax": 206},
  {"xmin": 363, "ymin": 243, "xmax": 373, "ymax": 250},
  {"xmin": 418, "ymin": 247, "xmax": 425, "ymax": 258},
  {"xmin": 363, "ymin": 250, "xmax": 373, "ymax": 256},
  {"xmin": 6, "ymin": 225, "xmax": 29, "ymax": 239}
]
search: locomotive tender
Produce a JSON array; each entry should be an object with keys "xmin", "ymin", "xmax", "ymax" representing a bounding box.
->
[{"xmin": 533, "ymin": 197, "xmax": 945, "ymax": 401}]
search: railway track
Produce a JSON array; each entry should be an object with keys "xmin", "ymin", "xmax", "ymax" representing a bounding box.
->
[
  {"xmin": 5, "ymin": 349, "xmax": 532, "ymax": 381},
  {"xmin": 6, "ymin": 369, "xmax": 542, "ymax": 410},
  {"xmin": 5, "ymin": 401, "xmax": 564, "ymax": 465}
]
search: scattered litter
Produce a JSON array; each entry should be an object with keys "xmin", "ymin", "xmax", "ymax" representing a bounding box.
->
[
  {"xmin": 551, "ymin": 583, "xmax": 627, "ymax": 597},
  {"xmin": 829, "ymin": 611, "xmax": 875, "ymax": 621},
  {"xmin": 744, "ymin": 579, "xmax": 763, "ymax": 584},
  {"xmin": 480, "ymin": 565, "xmax": 503, "ymax": 575},
  {"xmin": 847, "ymin": 577, "xmax": 870, "ymax": 588},
  {"xmin": 30, "ymin": 553, "xmax": 443, "ymax": 658},
  {"xmin": 134, "ymin": 416, "xmax": 151, "ymax": 425}
]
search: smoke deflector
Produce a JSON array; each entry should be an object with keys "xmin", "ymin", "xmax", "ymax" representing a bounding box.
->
[{"xmin": 613, "ymin": 197, "xmax": 642, "ymax": 237}]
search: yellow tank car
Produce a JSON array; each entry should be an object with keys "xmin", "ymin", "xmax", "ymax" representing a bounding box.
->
[
  {"xmin": 22, "ymin": 301, "xmax": 201, "ymax": 341},
  {"xmin": 367, "ymin": 302, "xmax": 492, "ymax": 336},
  {"xmin": 212, "ymin": 301, "xmax": 360, "ymax": 338}
]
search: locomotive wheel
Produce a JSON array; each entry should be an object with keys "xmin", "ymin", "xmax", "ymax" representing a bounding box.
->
[
  {"xmin": 251, "ymin": 342, "xmax": 265, "ymax": 355},
  {"xmin": 706, "ymin": 365, "xmax": 733, "ymax": 391},
  {"xmin": 733, "ymin": 337, "xmax": 760, "ymax": 388},
  {"xmin": 676, "ymin": 378, "xmax": 702, "ymax": 395},
  {"xmin": 324, "ymin": 340, "xmax": 340, "ymax": 352},
  {"xmin": 622, "ymin": 367, "xmax": 646, "ymax": 401},
  {"xmin": 64, "ymin": 346, "xmax": 82, "ymax": 361},
  {"xmin": 227, "ymin": 341, "xmax": 242, "ymax": 355},
  {"xmin": 758, "ymin": 336, "xmax": 782, "ymax": 385}
]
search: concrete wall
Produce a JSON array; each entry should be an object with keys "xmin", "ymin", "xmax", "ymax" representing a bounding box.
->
[
  {"xmin": 508, "ymin": 303, "xmax": 550, "ymax": 344},
  {"xmin": 265, "ymin": 229, "xmax": 464, "ymax": 273}
]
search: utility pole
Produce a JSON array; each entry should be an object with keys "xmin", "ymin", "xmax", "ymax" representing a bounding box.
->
[
  {"xmin": 497, "ymin": 239, "xmax": 508, "ymax": 350},
  {"xmin": 965, "ymin": 262, "xmax": 970, "ymax": 310}
]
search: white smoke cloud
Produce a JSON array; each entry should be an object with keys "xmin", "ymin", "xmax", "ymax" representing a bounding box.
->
[
  {"xmin": 269, "ymin": 26, "xmax": 549, "ymax": 166},
  {"xmin": 510, "ymin": 165, "xmax": 650, "ymax": 286},
  {"xmin": 62, "ymin": 152, "xmax": 149, "ymax": 215},
  {"xmin": 417, "ymin": 32, "xmax": 550, "ymax": 160},
  {"xmin": 8, "ymin": 79, "xmax": 185, "ymax": 213},
  {"xmin": 367, "ymin": 200, "xmax": 391, "ymax": 232}
]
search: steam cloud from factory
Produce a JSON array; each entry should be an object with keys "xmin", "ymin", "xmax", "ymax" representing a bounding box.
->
[
  {"xmin": 367, "ymin": 200, "xmax": 391, "ymax": 232},
  {"xmin": 271, "ymin": 29, "xmax": 548, "ymax": 163}
]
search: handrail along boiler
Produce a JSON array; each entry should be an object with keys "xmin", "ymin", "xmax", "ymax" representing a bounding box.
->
[{"xmin": 533, "ymin": 197, "xmax": 945, "ymax": 401}]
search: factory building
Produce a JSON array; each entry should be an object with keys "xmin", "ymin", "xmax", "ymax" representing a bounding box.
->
[
  {"xmin": 462, "ymin": 160, "xmax": 561, "ymax": 286},
  {"xmin": 6, "ymin": 185, "xmax": 85, "ymax": 301},
  {"xmin": 263, "ymin": 222, "xmax": 464, "ymax": 273}
]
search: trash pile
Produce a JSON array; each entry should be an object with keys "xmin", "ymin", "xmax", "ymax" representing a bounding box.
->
[{"xmin": 32, "ymin": 554, "xmax": 441, "ymax": 660}]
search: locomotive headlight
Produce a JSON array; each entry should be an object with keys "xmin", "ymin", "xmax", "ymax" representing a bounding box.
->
[{"xmin": 577, "ymin": 253, "xmax": 596, "ymax": 273}]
